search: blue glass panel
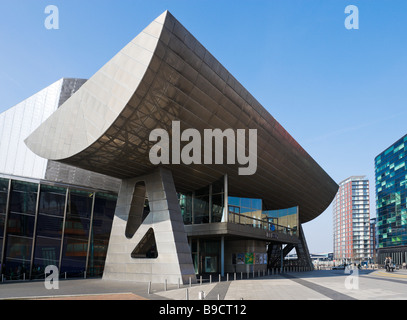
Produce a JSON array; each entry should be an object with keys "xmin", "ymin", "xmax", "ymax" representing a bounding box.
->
[{"xmin": 241, "ymin": 198, "xmax": 251, "ymax": 209}]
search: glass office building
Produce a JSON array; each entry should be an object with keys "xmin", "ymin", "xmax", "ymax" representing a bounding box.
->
[
  {"xmin": 375, "ymin": 134, "xmax": 407, "ymax": 265},
  {"xmin": 0, "ymin": 176, "xmax": 117, "ymax": 280}
]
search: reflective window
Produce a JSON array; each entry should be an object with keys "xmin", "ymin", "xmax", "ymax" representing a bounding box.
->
[
  {"xmin": 34, "ymin": 236, "xmax": 61, "ymax": 262},
  {"xmin": 179, "ymin": 193, "xmax": 192, "ymax": 225},
  {"xmin": 36, "ymin": 214, "xmax": 63, "ymax": 238},
  {"xmin": 180, "ymin": 177, "xmax": 225, "ymax": 225},
  {"xmin": 1, "ymin": 178, "xmax": 117, "ymax": 280},
  {"xmin": 68, "ymin": 190, "xmax": 93, "ymax": 219},
  {"xmin": 7, "ymin": 212, "xmax": 35, "ymax": 237},
  {"xmin": 0, "ymin": 178, "xmax": 9, "ymax": 214},
  {"xmin": 0, "ymin": 214, "xmax": 5, "ymax": 238},
  {"xmin": 0, "ymin": 179, "xmax": 8, "ymax": 268},
  {"xmin": 5, "ymin": 235, "xmax": 32, "ymax": 260},
  {"xmin": 212, "ymin": 193, "xmax": 223, "ymax": 223},
  {"xmin": 87, "ymin": 193, "xmax": 117, "ymax": 277},
  {"xmin": 60, "ymin": 237, "xmax": 88, "ymax": 277},
  {"xmin": 9, "ymin": 181, "xmax": 37, "ymax": 215},
  {"xmin": 39, "ymin": 184, "xmax": 66, "ymax": 217},
  {"xmin": 3, "ymin": 259, "xmax": 30, "ymax": 280}
]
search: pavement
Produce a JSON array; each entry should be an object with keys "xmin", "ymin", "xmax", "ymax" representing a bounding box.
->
[{"xmin": 1, "ymin": 269, "xmax": 407, "ymax": 300}]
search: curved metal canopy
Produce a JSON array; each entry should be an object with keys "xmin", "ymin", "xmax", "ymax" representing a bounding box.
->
[{"xmin": 25, "ymin": 11, "xmax": 338, "ymax": 223}]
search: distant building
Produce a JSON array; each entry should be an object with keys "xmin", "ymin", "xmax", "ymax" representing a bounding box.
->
[
  {"xmin": 333, "ymin": 176, "xmax": 370, "ymax": 263},
  {"xmin": 375, "ymin": 134, "xmax": 407, "ymax": 266}
]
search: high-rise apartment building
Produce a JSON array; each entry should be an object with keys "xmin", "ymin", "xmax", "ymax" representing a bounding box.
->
[
  {"xmin": 375, "ymin": 134, "xmax": 407, "ymax": 265},
  {"xmin": 333, "ymin": 176, "xmax": 370, "ymax": 263}
]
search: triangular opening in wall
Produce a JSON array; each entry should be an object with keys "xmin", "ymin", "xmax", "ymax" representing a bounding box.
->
[{"xmin": 131, "ymin": 228, "xmax": 158, "ymax": 259}]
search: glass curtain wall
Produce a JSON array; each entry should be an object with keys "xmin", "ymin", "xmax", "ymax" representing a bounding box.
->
[
  {"xmin": 228, "ymin": 196, "xmax": 298, "ymax": 236},
  {"xmin": 179, "ymin": 176, "xmax": 298, "ymax": 236},
  {"xmin": 0, "ymin": 177, "xmax": 117, "ymax": 280},
  {"xmin": 32, "ymin": 184, "xmax": 66, "ymax": 279},
  {"xmin": 376, "ymin": 134, "xmax": 407, "ymax": 250},
  {"xmin": 179, "ymin": 177, "xmax": 224, "ymax": 225},
  {"xmin": 0, "ymin": 178, "xmax": 10, "ymax": 275}
]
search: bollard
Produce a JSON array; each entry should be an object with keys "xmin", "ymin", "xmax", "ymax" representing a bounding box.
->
[
  {"xmin": 189, "ymin": 277, "xmax": 192, "ymax": 287},
  {"xmin": 164, "ymin": 279, "xmax": 167, "ymax": 291},
  {"xmin": 178, "ymin": 278, "xmax": 180, "ymax": 289},
  {"xmin": 219, "ymin": 274, "xmax": 221, "ymax": 282},
  {"xmin": 199, "ymin": 291, "xmax": 205, "ymax": 300},
  {"xmin": 217, "ymin": 293, "xmax": 220, "ymax": 300},
  {"xmin": 227, "ymin": 273, "xmax": 229, "ymax": 282},
  {"xmin": 241, "ymin": 272, "xmax": 243, "ymax": 280},
  {"xmin": 234, "ymin": 273, "xmax": 236, "ymax": 281},
  {"xmin": 247, "ymin": 271, "xmax": 249, "ymax": 279},
  {"xmin": 210, "ymin": 274, "xmax": 212, "ymax": 284},
  {"xmin": 84, "ymin": 271, "xmax": 86, "ymax": 279},
  {"xmin": 148, "ymin": 281, "xmax": 152, "ymax": 295},
  {"xmin": 186, "ymin": 288, "xmax": 189, "ymax": 300},
  {"xmin": 200, "ymin": 275, "xmax": 202, "ymax": 286}
]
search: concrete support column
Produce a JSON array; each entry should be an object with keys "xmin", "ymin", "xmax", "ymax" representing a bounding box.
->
[
  {"xmin": 280, "ymin": 244, "xmax": 284, "ymax": 273},
  {"xmin": 103, "ymin": 167, "xmax": 196, "ymax": 284},
  {"xmin": 222, "ymin": 174, "xmax": 229, "ymax": 222}
]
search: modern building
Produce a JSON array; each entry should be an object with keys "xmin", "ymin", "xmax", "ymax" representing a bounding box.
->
[
  {"xmin": 333, "ymin": 176, "xmax": 370, "ymax": 263},
  {"xmin": 0, "ymin": 78, "xmax": 120, "ymax": 280},
  {"xmin": 2, "ymin": 11, "xmax": 338, "ymax": 284},
  {"xmin": 375, "ymin": 134, "xmax": 407, "ymax": 266}
]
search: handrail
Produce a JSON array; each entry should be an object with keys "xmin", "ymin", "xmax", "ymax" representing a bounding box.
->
[{"xmin": 228, "ymin": 211, "xmax": 297, "ymax": 236}]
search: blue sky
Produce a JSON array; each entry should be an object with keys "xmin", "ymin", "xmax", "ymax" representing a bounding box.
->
[{"xmin": 1, "ymin": 0, "xmax": 406, "ymax": 253}]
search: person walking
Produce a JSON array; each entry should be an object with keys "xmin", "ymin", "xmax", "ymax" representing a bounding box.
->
[{"xmin": 385, "ymin": 257, "xmax": 389, "ymax": 272}]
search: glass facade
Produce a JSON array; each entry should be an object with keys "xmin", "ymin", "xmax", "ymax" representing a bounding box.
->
[
  {"xmin": 179, "ymin": 177, "xmax": 225, "ymax": 225},
  {"xmin": 0, "ymin": 176, "xmax": 117, "ymax": 280},
  {"xmin": 375, "ymin": 134, "xmax": 407, "ymax": 251},
  {"xmin": 228, "ymin": 197, "xmax": 298, "ymax": 235},
  {"xmin": 179, "ymin": 176, "xmax": 298, "ymax": 236}
]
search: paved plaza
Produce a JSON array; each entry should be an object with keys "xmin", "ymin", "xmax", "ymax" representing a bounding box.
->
[{"xmin": 0, "ymin": 269, "xmax": 407, "ymax": 300}]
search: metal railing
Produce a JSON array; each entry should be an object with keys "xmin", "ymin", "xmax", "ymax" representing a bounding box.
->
[{"xmin": 228, "ymin": 211, "xmax": 297, "ymax": 236}]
